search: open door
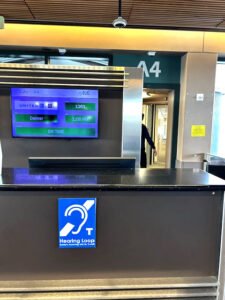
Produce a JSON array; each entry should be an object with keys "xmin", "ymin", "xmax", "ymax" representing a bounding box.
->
[{"xmin": 142, "ymin": 88, "xmax": 174, "ymax": 168}]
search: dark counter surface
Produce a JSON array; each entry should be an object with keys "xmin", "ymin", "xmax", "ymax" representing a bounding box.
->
[{"xmin": 0, "ymin": 167, "xmax": 225, "ymax": 191}]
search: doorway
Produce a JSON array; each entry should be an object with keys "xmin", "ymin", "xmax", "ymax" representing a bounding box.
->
[{"xmin": 142, "ymin": 88, "xmax": 174, "ymax": 168}]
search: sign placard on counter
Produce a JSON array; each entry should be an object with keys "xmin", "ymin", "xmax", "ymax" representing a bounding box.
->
[{"xmin": 58, "ymin": 198, "xmax": 97, "ymax": 248}]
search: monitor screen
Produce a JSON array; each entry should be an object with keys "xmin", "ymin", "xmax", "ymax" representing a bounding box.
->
[{"xmin": 11, "ymin": 87, "xmax": 99, "ymax": 138}]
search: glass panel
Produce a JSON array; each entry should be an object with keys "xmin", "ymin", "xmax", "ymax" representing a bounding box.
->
[
  {"xmin": 211, "ymin": 62, "xmax": 225, "ymax": 158},
  {"xmin": 154, "ymin": 105, "xmax": 167, "ymax": 166},
  {"xmin": 211, "ymin": 92, "xmax": 225, "ymax": 157},
  {"xmin": 0, "ymin": 55, "xmax": 45, "ymax": 64},
  {"xmin": 142, "ymin": 104, "xmax": 153, "ymax": 166},
  {"xmin": 215, "ymin": 63, "xmax": 225, "ymax": 93},
  {"xmin": 50, "ymin": 56, "xmax": 109, "ymax": 66}
]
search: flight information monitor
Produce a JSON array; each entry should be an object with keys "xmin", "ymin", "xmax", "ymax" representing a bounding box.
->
[{"xmin": 11, "ymin": 87, "xmax": 99, "ymax": 138}]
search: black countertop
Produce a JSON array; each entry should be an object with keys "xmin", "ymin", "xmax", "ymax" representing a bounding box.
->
[{"xmin": 0, "ymin": 167, "xmax": 225, "ymax": 191}]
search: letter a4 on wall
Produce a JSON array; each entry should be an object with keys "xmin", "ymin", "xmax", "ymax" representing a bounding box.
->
[{"xmin": 58, "ymin": 198, "xmax": 97, "ymax": 248}]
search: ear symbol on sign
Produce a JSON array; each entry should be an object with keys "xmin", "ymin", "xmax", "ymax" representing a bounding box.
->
[{"xmin": 65, "ymin": 204, "xmax": 88, "ymax": 235}]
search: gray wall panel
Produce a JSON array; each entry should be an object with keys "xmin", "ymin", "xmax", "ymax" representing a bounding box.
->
[{"xmin": 177, "ymin": 53, "xmax": 217, "ymax": 168}]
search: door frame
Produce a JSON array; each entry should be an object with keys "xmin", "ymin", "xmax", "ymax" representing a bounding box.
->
[{"xmin": 144, "ymin": 83, "xmax": 180, "ymax": 168}]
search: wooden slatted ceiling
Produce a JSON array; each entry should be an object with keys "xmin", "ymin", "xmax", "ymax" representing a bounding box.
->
[
  {"xmin": 25, "ymin": 0, "xmax": 122, "ymax": 23},
  {"xmin": 0, "ymin": 0, "xmax": 33, "ymax": 19},
  {"xmin": 1, "ymin": 0, "xmax": 225, "ymax": 30},
  {"xmin": 130, "ymin": 0, "xmax": 225, "ymax": 28}
]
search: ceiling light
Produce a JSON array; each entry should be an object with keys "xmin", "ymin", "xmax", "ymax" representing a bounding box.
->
[
  {"xmin": 58, "ymin": 48, "xmax": 67, "ymax": 55},
  {"xmin": 112, "ymin": 16, "xmax": 127, "ymax": 28},
  {"xmin": 112, "ymin": 0, "xmax": 127, "ymax": 28},
  {"xmin": 142, "ymin": 91, "xmax": 152, "ymax": 99},
  {"xmin": 147, "ymin": 51, "xmax": 156, "ymax": 56}
]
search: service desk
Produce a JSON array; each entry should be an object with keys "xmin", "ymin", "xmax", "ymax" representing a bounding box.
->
[{"xmin": 0, "ymin": 167, "xmax": 225, "ymax": 300}]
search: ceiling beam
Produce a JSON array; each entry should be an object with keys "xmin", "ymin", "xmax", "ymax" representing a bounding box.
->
[
  {"xmin": 0, "ymin": 23, "xmax": 225, "ymax": 53},
  {"xmin": 0, "ymin": 23, "xmax": 204, "ymax": 52}
]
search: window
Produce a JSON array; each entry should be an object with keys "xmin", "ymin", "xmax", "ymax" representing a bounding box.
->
[
  {"xmin": 211, "ymin": 62, "xmax": 225, "ymax": 157},
  {"xmin": 49, "ymin": 56, "xmax": 109, "ymax": 66},
  {"xmin": 0, "ymin": 55, "xmax": 45, "ymax": 64}
]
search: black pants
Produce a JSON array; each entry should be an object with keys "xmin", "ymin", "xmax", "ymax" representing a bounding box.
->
[{"xmin": 140, "ymin": 149, "xmax": 147, "ymax": 168}]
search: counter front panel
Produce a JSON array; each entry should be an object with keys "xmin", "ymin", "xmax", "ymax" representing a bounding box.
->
[{"xmin": 0, "ymin": 189, "xmax": 222, "ymax": 281}]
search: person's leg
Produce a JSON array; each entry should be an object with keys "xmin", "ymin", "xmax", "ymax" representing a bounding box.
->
[{"xmin": 140, "ymin": 150, "xmax": 147, "ymax": 168}]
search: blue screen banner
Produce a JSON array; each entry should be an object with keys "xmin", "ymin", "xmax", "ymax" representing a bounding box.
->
[
  {"xmin": 11, "ymin": 88, "xmax": 99, "ymax": 138},
  {"xmin": 58, "ymin": 198, "xmax": 97, "ymax": 248}
]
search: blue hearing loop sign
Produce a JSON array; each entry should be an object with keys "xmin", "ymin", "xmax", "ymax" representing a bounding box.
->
[{"xmin": 58, "ymin": 198, "xmax": 97, "ymax": 248}]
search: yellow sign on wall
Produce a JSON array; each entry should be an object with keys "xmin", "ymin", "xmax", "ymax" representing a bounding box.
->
[{"xmin": 191, "ymin": 125, "xmax": 206, "ymax": 137}]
